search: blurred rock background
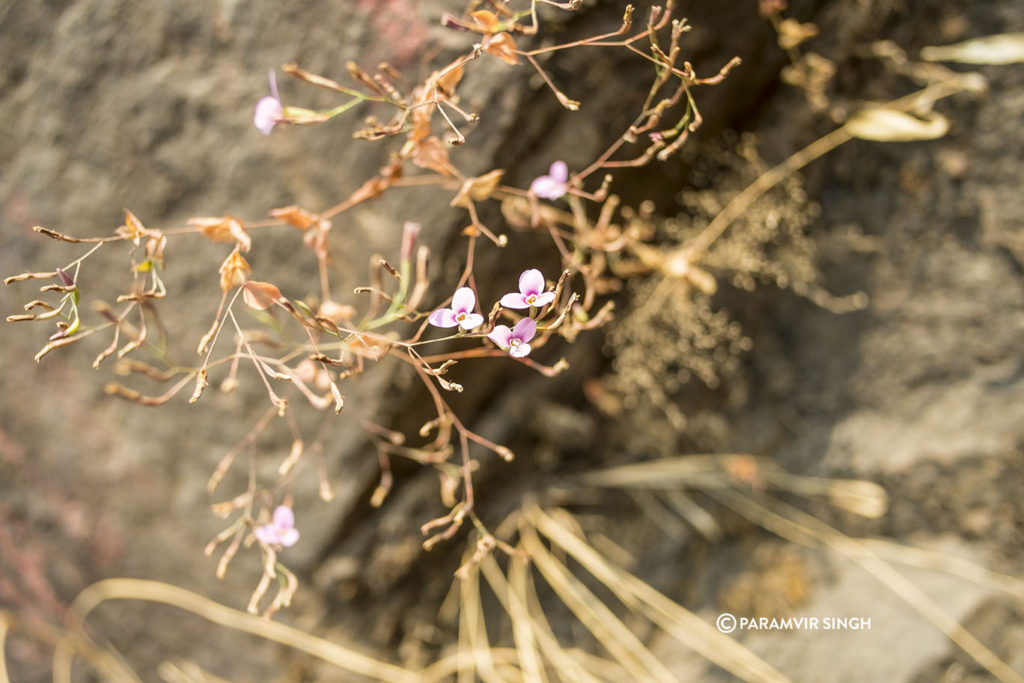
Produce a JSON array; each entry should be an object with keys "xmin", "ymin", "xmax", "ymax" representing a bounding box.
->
[{"xmin": 1, "ymin": 0, "xmax": 1022, "ymax": 681}]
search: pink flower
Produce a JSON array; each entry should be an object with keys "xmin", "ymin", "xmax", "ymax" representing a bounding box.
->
[
  {"xmin": 488, "ymin": 318, "xmax": 537, "ymax": 358},
  {"xmin": 254, "ymin": 71, "xmax": 283, "ymax": 135},
  {"xmin": 429, "ymin": 287, "xmax": 485, "ymax": 330},
  {"xmin": 530, "ymin": 161, "xmax": 569, "ymax": 200},
  {"xmin": 500, "ymin": 269, "xmax": 555, "ymax": 309},
  {"xmin": 256, "ymin": 505, "xmax": 299, "ymax": 548}
]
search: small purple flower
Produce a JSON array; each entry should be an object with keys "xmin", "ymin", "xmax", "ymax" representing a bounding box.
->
[
  {"xmin": 254, "ymin": 71, "xmax": 283, "ymax": 135},
  {"xmin": 488, "ymin": 317, "xmax": 538, "ymax": 358},
  {"xmin": 429, "ymin": 287, "xmax": 485, "ymax": 330},
  {"xmin": 255, "ymin": 506, "xmax": 300, "ymax": 548},
  {"xmin": 500, "ymin": 269, "xmax": 555, "ymax": 310},
  {"xmin": 530, "ymin": 161, "xmax": 569, "ymax": 200}
]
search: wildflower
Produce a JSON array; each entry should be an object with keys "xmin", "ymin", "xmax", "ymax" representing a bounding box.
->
[
  {"xmin": 428, "ymin": 287, "xmax": 484, "ymax": 330},
  {"xmin": 255, "ymin": 506, "xmax": 300, "ymax": 548},
  {"xmin": 500, "ymin": 269, "xmax": 555, "ymax": 309},
  {"xmin": 253, "ymin": 71, "xmax": 283, "ymax": 135},
  {"xmin": 488, "ymin": 317, "xmax": 537, "ymax": 358},
  {"xmin": 530, "ymin": 161, "xmax": 569, "ymax": 200}
]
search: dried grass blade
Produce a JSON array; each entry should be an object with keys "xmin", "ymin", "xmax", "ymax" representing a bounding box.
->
[
  {"xmin": 519, "ymin": 522, "xmax": 677, "ymax": 683},
  {"xmin": 861, "ymin": 539, "xmax": 1024, "ymax": 600},
  {"xmin": 458, "ymin": 562, "xmax": 505, "ymax": 683},
  {"xmin": 478, "ymin": 555, "xmax": 548, "ymax": 683},
  {"xmin": 529, "ymin": 506, "xmax": 789, "ymax": 683},
  {"xmin": 70, "ymin": 579, "xmax": 415, "ymax": 682}
]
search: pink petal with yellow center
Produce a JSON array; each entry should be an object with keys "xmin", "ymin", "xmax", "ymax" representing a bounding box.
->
[{"xmin": 500, "ymin": 292, "xmax": 530, "ymax": 309}]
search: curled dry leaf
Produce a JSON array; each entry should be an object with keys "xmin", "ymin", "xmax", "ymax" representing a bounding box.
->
[
  {"xmin": 218, "ymin": 249, "xmax": 251, "ymax": 292},
  {"xmin": 270, "ymin": 205, "xmax": 320, "ymax": 231},
  {"xmin": 844, "ymin": 108, "xmax": 950, "ymax": 142},
  {"xmin": 117, "ymin": 210, "xmax": 166, "ymax": 267},
  {"xmin": 435, "ymin": 63, "xmax": 464, "ymax": 99},
  {"xmin": 469, "ymin": 10, "xmax": 501, "ymax": 31},
  {"xmin": 189, "ymin": 216, "xmax": 251, "ymax": 252},
  {"xmin": 450, "ymin": 169, "xmax": 505, "ymax": 208},
  {"xmin": 242, "ymin": 280, "xmax": 285, "ymax": 310},
  {"xmin": 485, "ymin": 33, "xmax": 519, "ymax": 65},
  {"xmin": 117, "ymin": 209, "xmax": 152, "ymax": 245}
]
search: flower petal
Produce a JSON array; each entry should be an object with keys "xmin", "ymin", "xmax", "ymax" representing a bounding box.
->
[
  {"xmin": 512, "ymin": 317, "xmax": 538, "ymax": 343},
  {"xmin": 530, "ymin": 176, "xmax": 566, "ymax": 200},
  {"xmin": 460, "ymin": 313, "xmax": 484, "ymax": 330},
  {"xmin": 428, "ymin": 308, "xmax": 459, "ymax": 328},
  {"xmin": 519, "ymin": 269, "xmax": 545, "ymax": 296},
  {"xmin": 254, "ymin": 524, "xmax": 278, "ymax": 545},
  {"xmin": 273, "ymin": 505, "xmax": 294, "ymax": 529},
  {"xmin": 254, "ymin": 96, "xmax": 282, "ymax": 135},
  {"xmin": 267, "ymin": 70, "xmax": 280, "ymax": 101},
  {"xmin": 500, "ymin": 292, "xmax": 530, "ymax": 309},
  {"xmin": 451, "ymin": 287, "xmax": 476, "ymax": 314},
  {"xmin": 532, "ymin": 291, "xmax": 556, "ymax": 307},
  {"xmin": 488, "ymin": 325, "xmax": 512, "ymax": 348},
  {"xmin": 280, "ymin": 528, "xmax": 300, "ymax": 547},
  {"xmin": 549, "ymin": 161, "xmax": 569, "ymax": 183},
  {"xmin": 509, "ymin": 342, "xmax": 532, "ymax": 358}
]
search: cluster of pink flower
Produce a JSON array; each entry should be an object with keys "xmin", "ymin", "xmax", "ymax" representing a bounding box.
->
[
  {"xmin": 428, "ymin": 269, "xmax": 556, "ymax": 358},
  {"xmin": 256, "ymin": 505, "xmax": 300, "ymax": 548}
]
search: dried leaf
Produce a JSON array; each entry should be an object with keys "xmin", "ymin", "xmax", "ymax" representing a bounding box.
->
[
  {"xmin": 348, "ymin": 175, "xmax": 391, "ymax": 205},
  {"xmin": 450, "ymin": 169, "xmax": 505, "ymax": 208},
  {"xmin": 242, "ymin": 280, "xmax": 284, "ymax": 310},
  {"xmin": 283, "ymin": 62, "xmax": 351, "ymax": 93},
  {"xmin": 411, "ymin": 136, "xmax": 454, "ymax": 176},
  {"xmin": 485, "ymin": 33, "xmax": 520, "ymax": 66},
  {"xmin": 190, "ymin": 215, "xmax": 251, "ymax": 252},
  {"xmin": 218, "ymin": 250, "xmax": 251, "ymax": 292},
  {"xmin": 921, "ymin": 33, "xmax": 1024, "ymax": 65},
  {"xmin": 319, "ymin": 299, "xmax": 357, "ymax": 323},
  {"xmin": 437, "ymin": 377, "xmax": 464, "ymax": 393},
  {"xmin": 269, "ymin": 205, "xmax": 319, "ymax": 231},
  {"xmin": 469, "ymin": 10, "xmax": 500, "ymax": 32},
  {"xmin": 117, "ymin": 209, "xmax": 149, "ymax": 245},
  {"xmin": 845, "ymin": 108, "xmax": 949, "ymax": 142},
  {"xmin": 346, "ymin": 60, "xmax": 387, "ymax": 97},
  {"xmin": 435, "ymin": 63, "xmax": 464, "ymax": 99}
]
